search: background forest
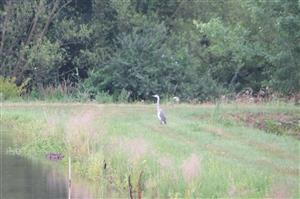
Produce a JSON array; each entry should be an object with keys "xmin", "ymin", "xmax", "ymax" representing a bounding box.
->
[{"xmin": 0, "ymin": 0, "xmax": 299, "ymax": 102}]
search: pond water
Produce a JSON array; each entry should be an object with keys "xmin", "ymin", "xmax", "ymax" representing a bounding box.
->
[{"xmin": 1, "ymin": 134, "xmax": 94, "ymax": 199}]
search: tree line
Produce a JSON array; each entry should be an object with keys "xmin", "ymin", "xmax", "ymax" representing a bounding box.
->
[{"xmin": 0, "ymin": 0, "xmax": 299, "ymax": 101}]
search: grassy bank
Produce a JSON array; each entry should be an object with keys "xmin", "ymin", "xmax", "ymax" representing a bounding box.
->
[{"xmin": 1, "ymin": 102, "xmax": 299, "ymax": 198}]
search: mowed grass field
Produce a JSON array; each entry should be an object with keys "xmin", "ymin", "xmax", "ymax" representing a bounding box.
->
[{"xmin": 1, "ymin": 102, "xmax": 299, "ymax": 198}]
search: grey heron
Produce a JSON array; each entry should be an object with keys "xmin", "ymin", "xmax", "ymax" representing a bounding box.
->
[{"xmin": 152, "ymin": 94, "xmax": 167, "ymax": 124}]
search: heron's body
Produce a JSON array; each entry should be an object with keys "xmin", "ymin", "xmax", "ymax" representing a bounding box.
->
[
  {"xmin": 158, "ymin": 110, "xmax": 167, "ymax": 124},
  {"xmin": 153, "ymin": 95, "xmax": 167, "ymax": 124}
]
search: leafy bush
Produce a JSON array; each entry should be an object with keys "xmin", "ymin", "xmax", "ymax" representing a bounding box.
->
[
  {"xmin": 22, "ymin": 39, "xmax": 65, "ymax": 87},
  {"xmin": 117, "ymin": 88, "xmax": 131, "ymax": 103},
  {"xmin": 0, "ymin": 76, "xmax": 22, "ymax": 100},
  {"xmin": 84, "ymin": 20, "xmax": 170, "ymax": 100},
  {"xmin": 73, "ymin": 90, "xmax": 91, "ymax": 102},
  {"xmin": 95, "ymin": 91, "xmax": 113, "ymax": 103},
  {"xmin": 180, "ymin": 73, "xmax": 226, "ymax": 102}
]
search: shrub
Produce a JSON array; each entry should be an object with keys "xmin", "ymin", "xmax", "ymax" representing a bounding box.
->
[
  {"xmin": 84, "ymin": 20, "xmax": 187, "ymax": 101},
  {"xmin": 95, "ymin": 91, "xmax": 113, "ymax": 103},
  {"xmin": 0, "ymin": 76, "xmax": 22, "ymax": 100},
  {"xmin": 117, "ymin": 88, "xmax": 131, "ymax": 103}
]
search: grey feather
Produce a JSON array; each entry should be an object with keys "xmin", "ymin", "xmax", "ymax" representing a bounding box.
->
[
  {"xmin": 159, "ymin": 110, "xmax": 167, "ymax": 124},
  {"xmin": 153, "ymin": 94, "xmax": 167, "ymax": 124}
]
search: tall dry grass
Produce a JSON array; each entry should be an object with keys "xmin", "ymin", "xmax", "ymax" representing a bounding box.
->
[
  {"xmin": 181, "ymin": 153, "xmax": 201, "ymax": 183},
  {"xmin": 65, "ymin": 109, "xmax": 99, "ymax": 156}
]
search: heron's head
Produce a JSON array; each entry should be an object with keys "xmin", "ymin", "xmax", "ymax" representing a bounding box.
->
[{"xmin": 152, "ymin": 94, "xmax": 159, "ymax": 98}]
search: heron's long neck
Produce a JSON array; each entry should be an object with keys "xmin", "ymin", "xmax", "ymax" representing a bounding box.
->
[{"xmin": 156, "ymin": 97, "xmax": 160, "ymax": 111}]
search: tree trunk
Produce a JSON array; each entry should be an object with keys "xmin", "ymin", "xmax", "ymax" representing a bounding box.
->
[
  {"xmin": 25, "ymin": 0, "xmax": 44, "ymax": 46},
  {"xmin": 0, "ymin": 0, "xmax": 12, "ymax": 55},
  {"xmin": 13, "ymin": 0, "xmax": 71, "ymax": 79}
]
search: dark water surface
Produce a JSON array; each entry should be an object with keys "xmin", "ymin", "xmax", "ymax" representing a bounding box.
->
[
  {"xmin": 1, "ymin": 154, "xmax": 68, "ymax": 199},
  {"xmin": 1, "ymin": 133, "xmax": 94, "ymax": 199}
]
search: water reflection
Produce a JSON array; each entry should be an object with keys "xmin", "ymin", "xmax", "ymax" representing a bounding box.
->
[
  {"xmin": 2, "ymin": 154, "xmax": 97, "ymax": 199},
  {"xmin": 2, "ymin": 149, "xmax": 97, "ymax": 199},
  {"xmin": 2, "ymin": 154, "xmax": 68, "ymax": 199}
]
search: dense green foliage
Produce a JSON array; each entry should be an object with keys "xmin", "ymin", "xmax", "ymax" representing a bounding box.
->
[
  {"xmin": 0, "ymin": 0, "xmax": 299, "ymax": 101},
  {"xmin": 0, "ymin": 76, "xmax": 21, "ymax": 100}
]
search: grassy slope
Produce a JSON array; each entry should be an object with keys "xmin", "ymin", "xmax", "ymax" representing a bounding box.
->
[{"xmin": 1, "ymin": 102, "xmax": 299, "ymax": 198}]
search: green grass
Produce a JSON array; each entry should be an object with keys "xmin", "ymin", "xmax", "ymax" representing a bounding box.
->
[{"xmin": 1, "ymin": 102, "xmax": 299, "ymax": 198}]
